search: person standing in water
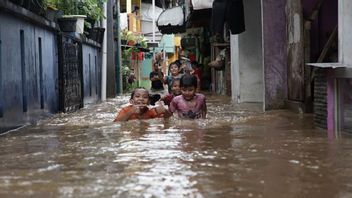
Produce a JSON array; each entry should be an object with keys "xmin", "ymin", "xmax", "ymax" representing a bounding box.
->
[
  {"xmin": 149, "ymin": 61, "xmax": 165, "ymax": 93},
  {"xmin": 163, "ymin": 61, "xmax": 183, "ymax": 93},
  {"xmin": 169, "ymin": 74, "xmax": 207, "ymax": 119},
  {"xmin": 160, "ymin": 79, "xmax": 181, "ymax": 107}
]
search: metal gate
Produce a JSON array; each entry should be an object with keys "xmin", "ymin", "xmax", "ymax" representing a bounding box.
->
[{"xmin": 58, "ymin": 34, "xmax": 83, "ymax": 113}]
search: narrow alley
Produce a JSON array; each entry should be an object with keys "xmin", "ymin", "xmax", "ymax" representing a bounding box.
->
[
  {"xmin": 1, "ymin": 0, "xmax": 352, "ymax": 197},
  {"xmin": 1, "ymin": 95, "xmax": 351, "ymax": 198}
]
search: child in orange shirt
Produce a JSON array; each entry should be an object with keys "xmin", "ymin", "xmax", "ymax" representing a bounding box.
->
[{"xmin": 114, "ymin": 88, "xmax": 171, "ymax": 122}]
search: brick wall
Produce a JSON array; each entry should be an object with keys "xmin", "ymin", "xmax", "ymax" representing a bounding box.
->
[{"xmin": 313, "ymin": 69, "xmax": 328, "ymax": 129}]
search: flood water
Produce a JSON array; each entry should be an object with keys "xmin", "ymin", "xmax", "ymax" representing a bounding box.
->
[{"xmin": 1, "ymin": 95, "xmax": 352, "ymax": 198}]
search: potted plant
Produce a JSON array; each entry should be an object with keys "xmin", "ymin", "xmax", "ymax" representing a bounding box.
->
[
  {"xmin": 120, "ymin": 29, "xmax": 128, "ymax": 45},
  {"xmin": 78, "ymin": 0, "xmax": 107, "ymax": 36},
  {"xmin": 57, "ymin": 15, "xmax": 86, "ymax": 34},
  {"xmin": 78, "ymin": 0, "xmax": 107, "ymax": 24},
  {"xmin": 44, "ymin": 0, "xmax": 106, "ymax": 34},
  {"xmin": 44, "ymin": 0, "xmax": 85, "ymax": 33},
  {"xmin": 120, "ymin": 29, "xmax": 134, "ymax": 45}
]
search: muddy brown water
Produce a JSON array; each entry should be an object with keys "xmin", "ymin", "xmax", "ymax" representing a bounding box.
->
[{"xmin": 0, "ymin": 95, "xmax": 352, "ymax": 198}]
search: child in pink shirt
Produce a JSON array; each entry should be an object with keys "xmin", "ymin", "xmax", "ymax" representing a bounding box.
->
[{"xmin": 169, "ymin": 74, "xmax": 207, "ymax": 119}]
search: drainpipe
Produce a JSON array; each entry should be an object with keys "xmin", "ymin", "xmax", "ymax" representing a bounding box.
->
[
  {"xmin": 115, "ymin": 0, "xmax": 122, "ymax": 94},
  {"xmin": 101, "ymin": 2, "xmax": 107, "ymax": 101},
  {"xmin": 152, "ymin": 0, "xmax": 155, "ymax": 43}
]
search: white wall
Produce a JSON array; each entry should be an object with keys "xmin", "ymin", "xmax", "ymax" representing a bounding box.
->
[
  {"xmin": 339, "ymin": 0, "xmax": 352, "ymax": 66},
  {"xmin": 231, "ymin": 0, "xmax": 263, "ymax": 103}
]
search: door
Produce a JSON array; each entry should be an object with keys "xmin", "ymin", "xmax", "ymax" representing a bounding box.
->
[{"xmin": 58, "ymin": 35, "xmax": 83, "ymax": 113}]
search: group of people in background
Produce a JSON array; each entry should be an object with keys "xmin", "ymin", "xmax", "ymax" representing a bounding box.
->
[{"xmin": 114, "ymin": 52, "xmax": 207, "ymax": 122}]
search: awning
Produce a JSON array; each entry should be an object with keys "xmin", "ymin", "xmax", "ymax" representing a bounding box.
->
[{"xmin": 157, "ymin": 6, "xmax": 186, "ymax": 34}]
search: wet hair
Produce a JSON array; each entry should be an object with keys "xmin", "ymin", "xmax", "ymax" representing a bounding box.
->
[
  {"xmin": 130, "ymin": 87, "xmax": 160, "ymax": 105},
  {"xmin": 170, "ymin": 78, "xmax": 180, "ymax": 87},
  {"xmin": 168, "ymin": 60, "xmax": 181, "ymax": 70},
  {"xmin": 180, "ymin": 74, "xmax": 197, "ymax": 88},
  {"xmin": 130, "ymin": 87, "xmax": 149, "ymax": 100}
]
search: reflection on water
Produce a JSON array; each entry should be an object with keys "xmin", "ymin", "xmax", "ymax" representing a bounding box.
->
[{"xmin": 1, "ymin": 95, "xmax": 352, "ymax": 197}]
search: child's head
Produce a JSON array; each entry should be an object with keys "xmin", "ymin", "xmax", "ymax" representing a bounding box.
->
[
  {"xmin": 191, "ymin": 61, "xmax": 199, "ymax": 69},
  {"xmin": 180, "ymin": 74, "xmax": 197, "ymax": 101},
  {"xmin": 179, "ymin": 58, "xmax": 193, "ymax": 75},
  {"xmin": 169, "ymin": 61, "xmax": 181, "ymax": 76},
  {"xmin": 130, "ymin": 88, "xmax": 150, "ymax": 105},
  {"xmin": 152, "ymin": 61, "xmax": 160, "ymax": 71},
  {"xmin": 171, "ymin": 79, "xmax": 181, "ymax": 96}
]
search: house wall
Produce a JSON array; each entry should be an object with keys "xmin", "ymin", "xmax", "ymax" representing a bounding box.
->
[
  {"xmin": 262, "ymin": 0, "xmax": 288, "ymax": 110},
  {"xmin": 0, "ymin": 4, "xmax": 103, "ymax": 130},
  {"xmin": 231, "ymin": 0, "xmax": 263, "ymax": 103},
  {"xmin": 302, "ymin": 0, "xmax": 338, "ymax": 62},
  {"xmin": 0, "ymin": 12, "xmax": 58, "ymax": 127},
  {"xmin": 339, "ymin": 0, "xmax": 352, "ymax": 65}
]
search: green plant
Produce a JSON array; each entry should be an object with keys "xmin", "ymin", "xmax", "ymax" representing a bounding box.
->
[
  {"xmin": 139, "ymin": 39, "xmax": 148, "ymax": 48},
  {"xmin": 44, "ymin": 0, "xmax": 106, "ymax": 21},
  {"xmin": 44, "ymin": 0, "xmax": 76, "ymax": 15},
  {"xmin": 120, "ymin": 29, "xmax": 134, "ymax": 41},
  {"xmin": 78, "ymin": 0, "xmax": 107, "ymax": 21},
  {"xmin": 120, "ymin": 29, "xmax": 148, "ymax": 48}
]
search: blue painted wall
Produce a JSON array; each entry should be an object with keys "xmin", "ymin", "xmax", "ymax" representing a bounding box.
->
[{"xmin": 0, "ymin": 12, "xmax": 58, "ymax": 127}]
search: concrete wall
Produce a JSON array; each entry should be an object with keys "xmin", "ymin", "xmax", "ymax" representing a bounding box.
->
[
  {"xmin": 262, "ymin": 0, "xmax": 288, "ymax": 110},
  {"xmin": 82, "ymin": 44, "xmax": 101, "ymax": 104},
  {"xmin": 339, "ymin": 0, "xmax": 352, "ymax": 66},
  {"xmin": 231, "ymin": 0, "xmax": 263, "ymax": 103},
  {"xmin": 0, "ymin": 12, "xmax": 58, "ymax": 127}
]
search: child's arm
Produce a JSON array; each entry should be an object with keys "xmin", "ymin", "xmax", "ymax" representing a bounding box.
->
[
  {"xmin": 150, "ymin": 72, "xmax": 160, "ymax": 81},
  {"xmin": 157, "ymin": 69, "xmax": 167, "ymax": 84},
  {"xmin": 114, "ymin": 106, "xmax": 138, "ymax": 122},
  {"xmin": 196, "ymin": 76, "xmax": 201, "ymax": 93},
  {"xmin": 155, "ymin": 102, "xmax": 172, "ymax": 118},
  {"xmin": 163, "ymin": 76, "xmax": 168, "ymax": 84},
  {"xmin": 201, "ymin": 99, "xmax": 207, "ymax": 119},
  {"xmin": 160, "ymin": 94, "xmax": 171, "ymax": 104}
]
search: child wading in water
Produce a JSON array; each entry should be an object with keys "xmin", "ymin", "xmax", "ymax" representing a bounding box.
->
[
  {"xmin": 163, "ymin": 61, "xmax": 183, "ymax": 93},
  {"xmin": 170, "ymin": 74, "xmax": 207, "ymax": 119},
  {"xmin": 114, "ymin": 88, "xmax": 171, "ymax": 122},
  {"xmin": 160, "ymin": 79, "xmax": 181, "ymax": 106}
]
